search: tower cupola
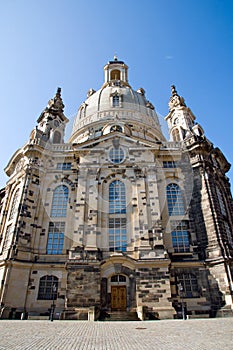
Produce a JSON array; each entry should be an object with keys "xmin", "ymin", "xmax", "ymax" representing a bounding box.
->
[
  {"xmin": 29, "ymin": 88, "xmax": 69, "ymax": 145},
  {"xmin": 103, "ymin": 55, "xmax": 129, "ymax": 85},
  {"xmin": 165, "ymin": 85, "xmax": 200, "ymax": 141}
]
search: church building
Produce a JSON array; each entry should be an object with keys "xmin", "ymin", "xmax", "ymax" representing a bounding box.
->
[{"xmin": 0, "ymin": 57, "xmax": 233, "ymax": 320}]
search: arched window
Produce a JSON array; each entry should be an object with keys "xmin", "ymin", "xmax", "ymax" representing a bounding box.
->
[
  {"xmin": 109, "ymin": 180, "xmax": 127, "ymax": 252},
  {"xmin": 111, "ymin": 274, "xmax": 126, "ymax": 282},
  {"xmin": 166, "ymin": 183, "xmax": 185, "ymax": 216},
  {"xmin": 110, "ymin": 125, "xmax": 123, "ymax": 133},
  {"xmin": 37, "ymin": 275, "xmax": 58, "ymax": 300},
  {"xmin": 111, "ymin": 69, "xmax": 120, "ymax": 80},
  {"xmin": 79, "ymin": 105, "xmax": 85, "ymax": 119},
  {"xmin": 172, "ymin": 129, "xmax": 180, "ymax": 141},
  {"xmin": 9, "ymin": 189, "xmax": 20, "ymax": 220},
  {"xmin": 51, "ymin": 185, "xmax": 69, "ymax": 217},
  {"xmin": 109, "ymin": 181, "xmax": 126, "ymax": 214},
  {"xmin": 53, "ymin": 131, "xmax": 61, "ymax": 144}
]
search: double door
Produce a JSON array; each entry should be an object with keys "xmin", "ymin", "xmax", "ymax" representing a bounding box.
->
[{"xmin": 111, "ymin": 286, "xmax": 127, "ymax": 310}]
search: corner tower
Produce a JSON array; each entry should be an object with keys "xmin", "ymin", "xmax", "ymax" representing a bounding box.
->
[
  {"xmin": 33, "ymin": 88, "xmax": 69, "ymax": 145},
  {"xmin": 165, "ymin": 85, "xmax": 204, "ymax": 141}
]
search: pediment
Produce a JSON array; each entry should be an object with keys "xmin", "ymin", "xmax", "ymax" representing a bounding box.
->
[{"xmin": 72, "ymin": 132, "xmax": 162, "ymax": 151}]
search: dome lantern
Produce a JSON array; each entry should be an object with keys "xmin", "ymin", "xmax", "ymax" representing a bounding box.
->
[{"xmin": 104, "ymin": 56, "xmax": 129, "ymax": 85}]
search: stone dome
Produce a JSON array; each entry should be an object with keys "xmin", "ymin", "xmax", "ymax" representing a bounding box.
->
[{"xmin": 69, "ymin": 58, "xmax": 165, "ymax": 144}]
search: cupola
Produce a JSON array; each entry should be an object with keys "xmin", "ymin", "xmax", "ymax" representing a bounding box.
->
[
  {"xmin": 70, "ymin": 58, "xmax": 165, "ymax": 144},
  {"xmin": 103, "ymin": 55, "xmax": 129, "ymax": 85}
]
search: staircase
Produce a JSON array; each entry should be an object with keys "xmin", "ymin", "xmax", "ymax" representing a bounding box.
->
[{"xmin": 100, "ymin": 310, "xmax": 141, "ymax": 321}]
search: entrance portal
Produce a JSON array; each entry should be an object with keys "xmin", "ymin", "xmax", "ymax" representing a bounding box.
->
[{"xmin": 111, "ymin": 286, "xmax": 127, "ymax": 310}]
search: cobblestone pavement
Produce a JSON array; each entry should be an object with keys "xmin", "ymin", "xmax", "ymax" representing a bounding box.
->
[{"xmin": 0, "ymin": 318, "xmax": 232, "ymax": 350}]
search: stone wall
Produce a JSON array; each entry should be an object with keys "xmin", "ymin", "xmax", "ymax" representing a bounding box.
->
[
  {"xmin": 64, "ymin": 262, "xmax": 101, "ymax": 320},
  {"xmin": 136, "ymin": 264, "xmax": 175, "ymax": 319}
]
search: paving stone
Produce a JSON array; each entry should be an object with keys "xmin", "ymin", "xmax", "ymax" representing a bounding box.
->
[{"xmin": 0, "ymin": 319, "xmax": 232, "ymax": 350}]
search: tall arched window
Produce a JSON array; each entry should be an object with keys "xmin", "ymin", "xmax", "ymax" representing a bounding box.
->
[
  {"xmin": 53, "ymin": 131, "xmax": 61, "ymax": 144},
  {"xmin": 111, "ymin": 69, "xmax": 120, "ymax": 80},
  {"xmin": 166, "ymin": 183, "xmax": 185, "ymax": 216},
  {"xmin": 51, "ymin": 185, "xmax": 69, "ymax": 217},
  {"xmin": 37, "ymin": 275, "xmax": 58, "ymax": 300},
  {"xmin": 109, "ymin": 180, "xmax": 127, "ymax": 252},
  {"xmin": 172, "ymin": 129, "xmax": 180, "ymax": 141},
  {"xmin": 9, "ymin": 189, "xmax": 20, "ymax": 220}
]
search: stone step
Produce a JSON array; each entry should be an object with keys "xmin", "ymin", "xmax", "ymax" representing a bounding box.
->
[{"xmin": 100, "ymin": 311, "xmax": 140, "ymax": 321}]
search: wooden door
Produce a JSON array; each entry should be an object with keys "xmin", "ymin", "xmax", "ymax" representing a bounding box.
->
[{"xmin": 111, "ymin": 286, "xmax": 127, "ymax": 310}]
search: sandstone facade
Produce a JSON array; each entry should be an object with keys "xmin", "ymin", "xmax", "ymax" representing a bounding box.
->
[{"xmin": 0, "ymin": 58, "xmax": 232, "ymax": 320}]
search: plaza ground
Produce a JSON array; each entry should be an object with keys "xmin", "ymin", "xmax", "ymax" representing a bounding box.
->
[{"xmin": 0, "ymin": 318, "xmax": 232, "ymax": 349}]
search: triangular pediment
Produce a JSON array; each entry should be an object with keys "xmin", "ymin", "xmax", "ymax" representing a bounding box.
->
[{"xmin": 72, "ymin": 131, "xmax": 162, "ymax": 151}]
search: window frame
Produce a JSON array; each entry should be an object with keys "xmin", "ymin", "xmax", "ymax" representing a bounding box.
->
[
  {"xmin": 56, "ymin": 163, "xmax": 72, "ymax": 170},
  {"xmin": 9, "ymin": 189, "xmax": 20, "ymax": 221},
  {"xmin": 108, "ymin": 180, "xmax": 127, "ymax": 252},
  {"xmin": 216, "ymin": 187, "xmax": 227, "ymax": 217},
  {"xmin": 51, "ymin": 185, "xmax": 69, "ymax": 217},
  {"xmin": 109, "ymin": 147, "xmax": 125, "ymax": 164},
  {"xmin": 171, "ymin": 221, "xmax": 190, "ymax": 253},
  {"xmin": 109, "ymin": 217, "xmax": 127, "ymax": 252},
  {"xmin": 47, "ymin": 221, "xmax": 65, "ymax": 255},
  {"xmin": 112, "ymin": 95, "xmax": 120, "ymax": 107},
  {"xmin": 163, "ymin": 161, "xmax": 177, "ymax": 168},
  {"xmin": 177, "ymin": 273, "xmax": 199, "ymax": 298},
  {"xmin": 166, "ymin": 183, "xmax": 185, "ymax": 216},
  {"xmin": 2, "ymin": 225, "xmax": 13, "ymax": 252},
  {"xmin": 37, "ymin": 275, "xmax": 58, "ymax": 300}
]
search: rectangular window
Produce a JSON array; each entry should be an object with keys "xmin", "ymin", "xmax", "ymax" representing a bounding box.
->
[
  {"xmin": 57, "ymin": 163, "xmax": 72, "ymax": 170},
  {"xmin": 109, "ymin": 218, "xmax": 127, "ymax": 252},
  {"xmin": 112, "ymin": 95, "xmax": 120, "ymax": 107},
  {"xmin": 109, "ymin": 181, "xmax": 126, "ymax": 214},
  {"xmin": 216, "ymin": 187, "xmax": 227, "ymax": 217},
  {"xmin": 171, "ymin": 221, "xmax": 190, "ymax": 253},
  {"xmin": 224, "ymin": 221, "xmax": 233, "ymax": 247},
  {"xmin": 37, "ymin": 276, "xmax": 58, "ymax": 300},
  {"xmin": 163, "ymin": 161, "xmax": 177, "ymax": 168},
  {"xmin": 47, "ymin": 222, "xmax": 65, "ymax": 254},
  {"xmin": 178, "ymin": 273, "xmax": 199, "ymax": 298}
]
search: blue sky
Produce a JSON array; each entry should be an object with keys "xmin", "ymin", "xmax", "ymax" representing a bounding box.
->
[{"xmin": 0, "ymin": 0, "xmax": 233, "ymax": 189}]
